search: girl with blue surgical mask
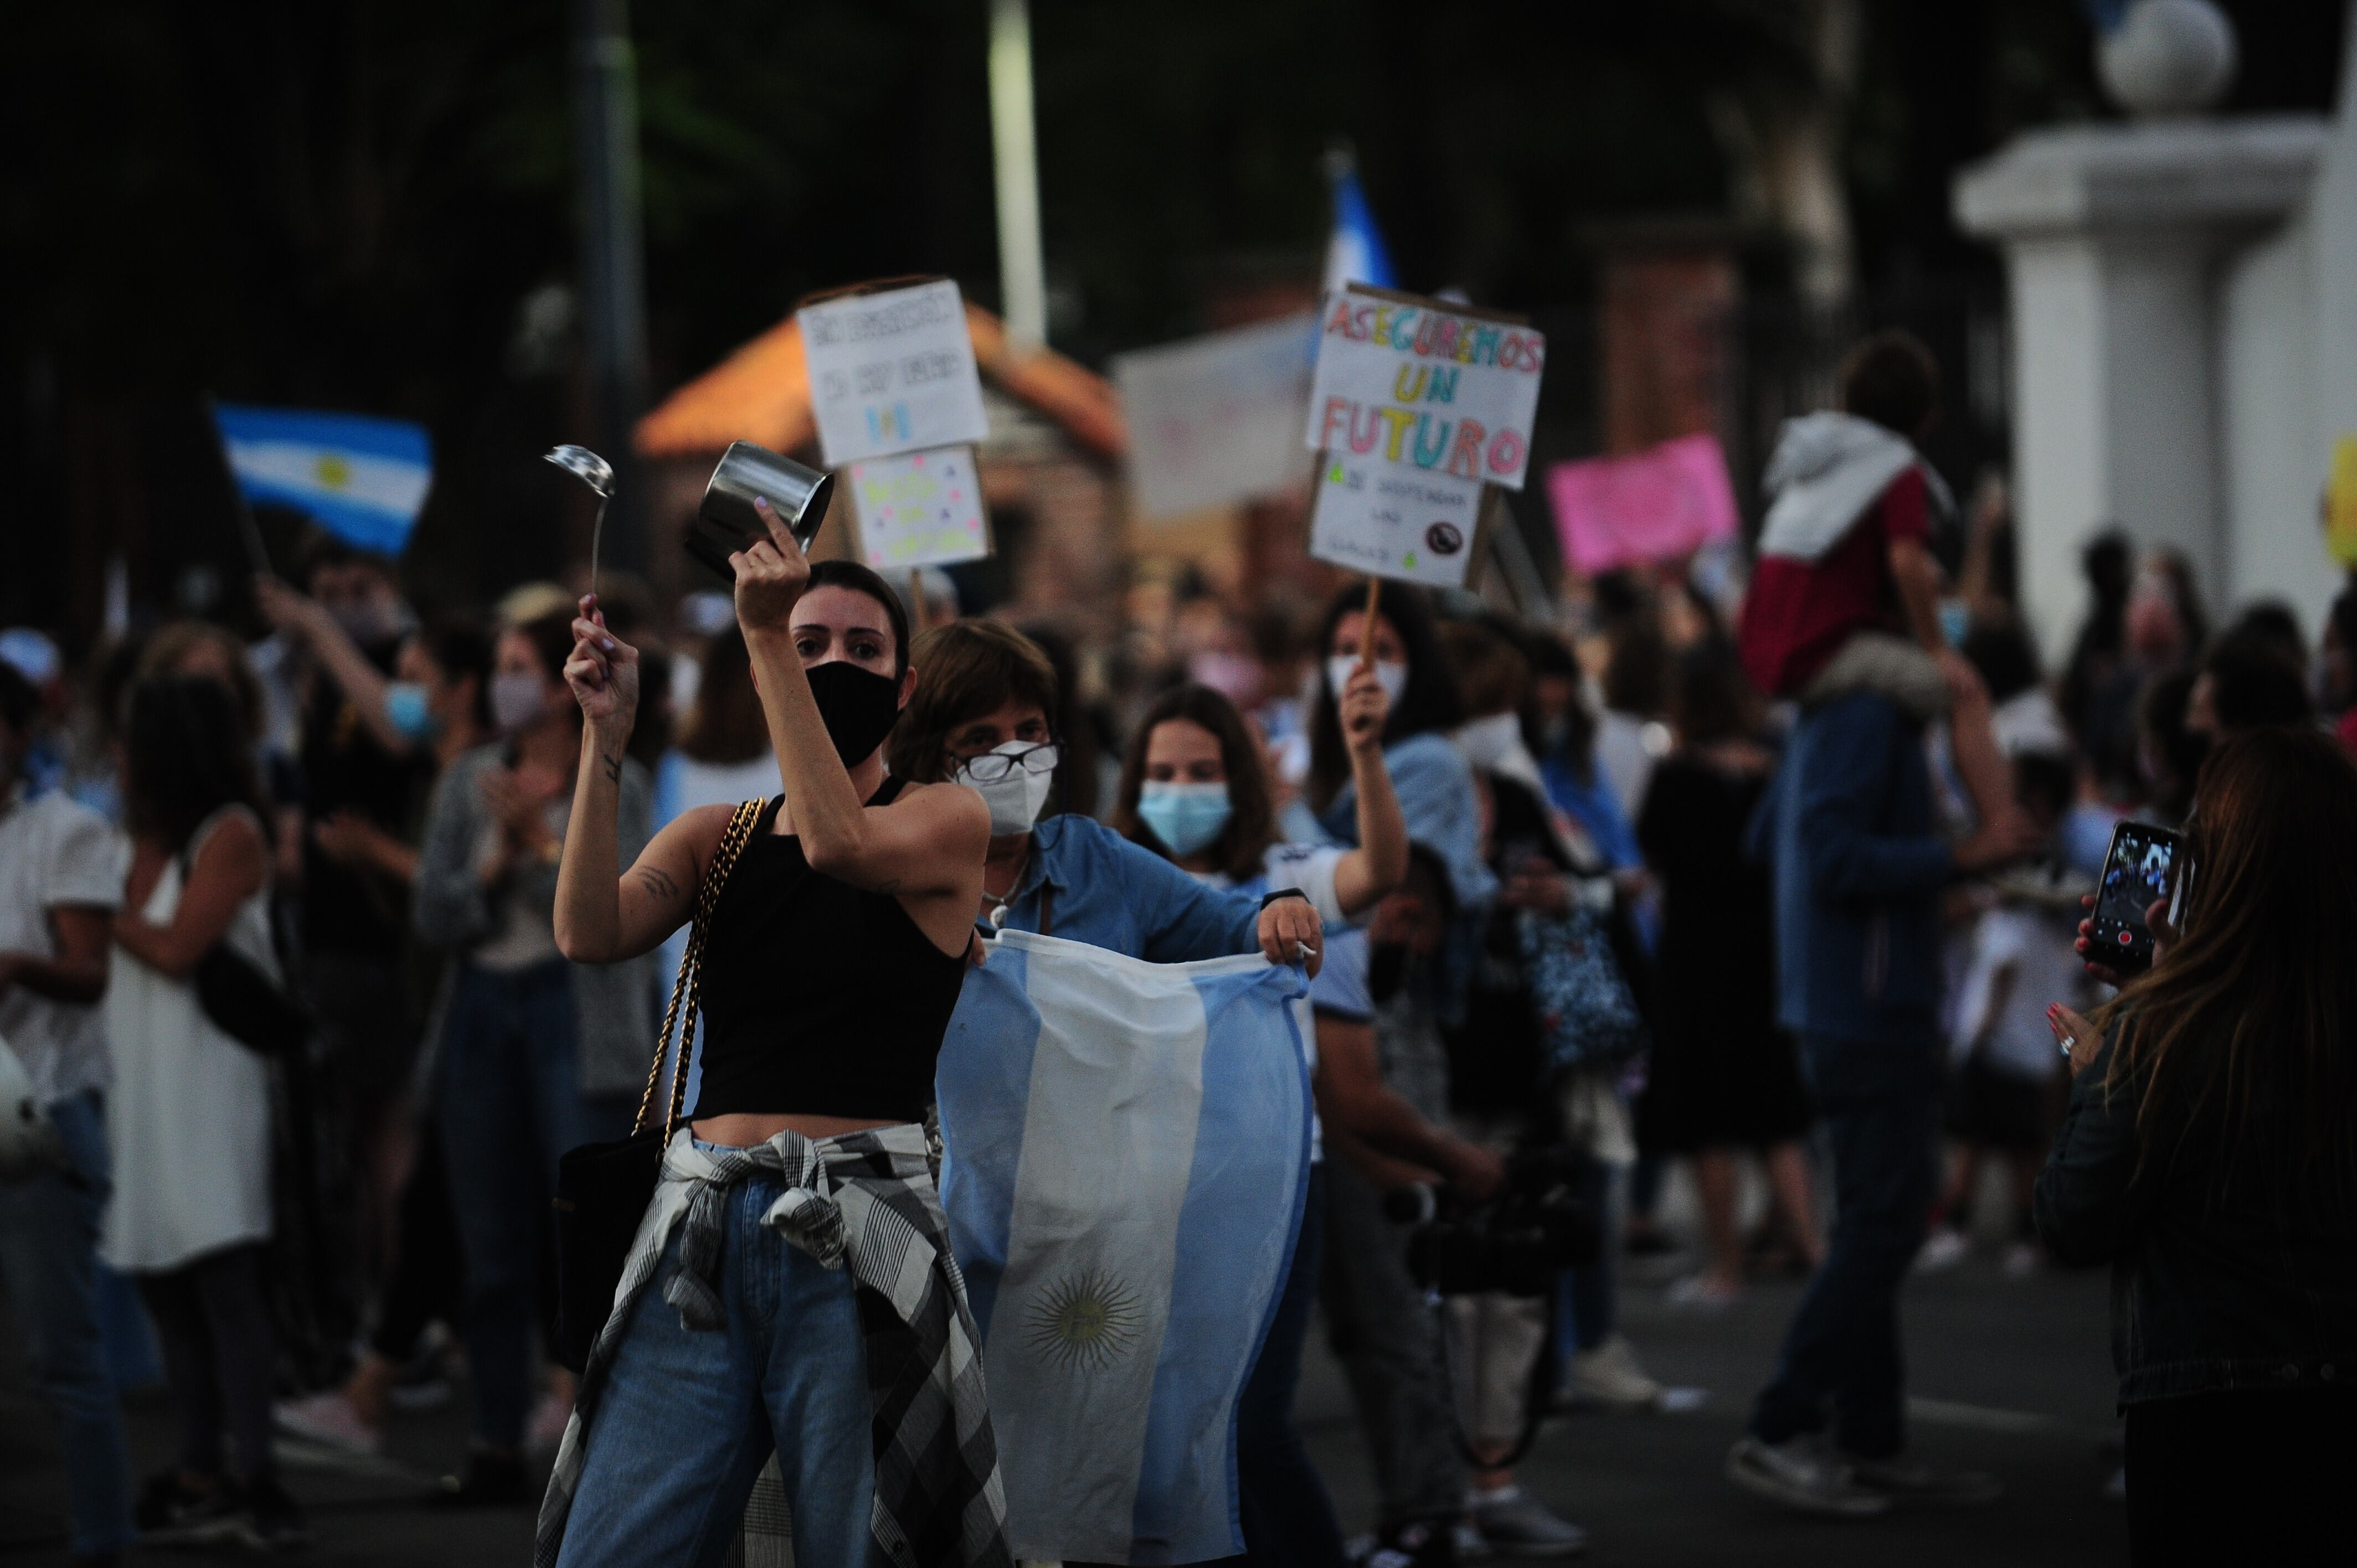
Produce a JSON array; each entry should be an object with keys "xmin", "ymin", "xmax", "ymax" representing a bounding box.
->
[{"xmin": 1115, "ymin": 676, "xmax": 1406, "ymax": 924}]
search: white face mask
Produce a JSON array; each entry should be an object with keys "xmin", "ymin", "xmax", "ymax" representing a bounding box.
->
[
  {"xmin": 489, "ymin": 670, "xmax": 548, "ymax": 735},
  {"xmin": 1454, "ymin": 711, "xmax": 1526, "ymax": 773},
  {"xmin": 954, "ymin": 741, "xmax": 1060, "ymax": 837},
  {"xmin": 1327, "ymin": 655, "xmax": 1408, "ymax": 711}
]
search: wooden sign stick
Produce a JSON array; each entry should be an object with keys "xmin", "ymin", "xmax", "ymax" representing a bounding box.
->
[{"xmin": 1358, "ymin": 575, "xmax": 1382, "ymax": 668}]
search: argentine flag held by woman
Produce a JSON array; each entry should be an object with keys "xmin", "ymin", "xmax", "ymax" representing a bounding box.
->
[{"xmin": 935, "ymin": 929, "xmax": 1314, "ymax": 1566}]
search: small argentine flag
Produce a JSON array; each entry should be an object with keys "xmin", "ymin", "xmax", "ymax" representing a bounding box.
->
[
  {"xmin": 936, "ymin": 930, "xmax": 1313, "ymax": 1566},
  {"xmin": 212, "ymin": 403, "xmax": 433, "ymax": 557},
  {"xmin": 1321, "ymin": 148, "xmax": 1397, "ymax": 296}
]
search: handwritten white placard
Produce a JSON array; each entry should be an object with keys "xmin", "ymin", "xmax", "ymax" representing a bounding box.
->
[
  {"xmin": 799, "ymin": 280, "xmax": 991, "ymax": 467},
  {"xmin": 1113, "ymin": 313, "xmax": 1316, "ymax": 519},
  {"xmin": 850, "ymin": 445, "xmax": 991, "ymax": 570},
  {"xmin": 1304, "ymin": 286, "xmax": 1546, "ymax": 491},
  {"xmin": 1308, "ymin": 452, "xmax": 1483, "ymax": 590}
]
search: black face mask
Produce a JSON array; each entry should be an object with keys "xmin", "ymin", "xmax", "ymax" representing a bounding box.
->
[
  {"xmin": 1368, "ymin": 941, "xmax": 1411, "ymax": 1005},
  {"xmin": 804, "ymin": 660, "xmax": 903, "ymax": 767}
]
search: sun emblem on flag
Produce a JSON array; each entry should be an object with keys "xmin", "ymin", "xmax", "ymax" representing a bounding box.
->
[
  {"xmin": 1022, "ymin": 1270, "xmax": 1144, "ymax": 1370},
  {"xmin": 314, "ymin": 453, "xmax": 353, "ymax": 490}
]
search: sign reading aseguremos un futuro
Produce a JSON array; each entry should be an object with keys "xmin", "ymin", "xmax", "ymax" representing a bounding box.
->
[{"xmin": 1304, "ymin": 285, "xmax": 1546, "ymax": 493}]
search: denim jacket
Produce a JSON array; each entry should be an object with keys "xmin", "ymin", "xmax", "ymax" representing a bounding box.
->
[
  {"xmin": 1754, "ymin": 689, "xmax": 1950, "ymax": 1048},
  {"xmin": 2035, "ymin": 1035, "xmax": 2357, "ymax": 1406},
  {"xmin": 978, "ymin": 812, "xmax": 1261, "ymax": 957}
]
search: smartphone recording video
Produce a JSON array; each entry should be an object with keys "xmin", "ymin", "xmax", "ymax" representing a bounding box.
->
[{"xmin": 2089, "ymin": 822, "xmax": 2184, "ymax": 976}]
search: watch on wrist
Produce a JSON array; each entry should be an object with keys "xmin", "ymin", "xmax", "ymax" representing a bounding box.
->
[{"xmin": 1259, "ymin": 888, "xmax": 1310, "ymax": 912}]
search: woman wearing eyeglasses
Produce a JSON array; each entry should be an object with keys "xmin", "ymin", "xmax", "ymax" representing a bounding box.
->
[{"xmin": 883, "ymin": 619, "xmax": 1323, "ymax": 968}]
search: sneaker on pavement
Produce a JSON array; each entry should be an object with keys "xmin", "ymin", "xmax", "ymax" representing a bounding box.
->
[
  {"xmin": 276, "ymin": 1389, "xmax": 383, "ymax": 1455},
  {"xmin": 1468, "ymin": 1486, "xmax": 1588, "ymax": 1557},
  {"xmin": 1725, "ymin": 1436, "xmax": 1890, "ymax": 1518},
  {"xmin": 245, "ymin": 1474, "xmax": 313, "ymax": 1550},
  {"xmin": 388, "ymin": 1324, "xmax": 460, "ymax": 1412},
  {"xmin": 435, "ymin": 1449, "xmax": 534, "ymax": 1508},
  {"xmin": 1914, "ymin": 1228, "xmax": 1969, "ymax": 1273},
  {"xmin": 1844, "ymin": 1452, "xmax": 2003, "ymax": 1505},
  {"xmin": 1665, "ymin": 1272, "xmax": 1741, "ymax": 1311},
  {"xmin": 132, "ymin": 1470, "xmax": 251, "ymax": 1545},
  {"xmin": 1566, "ymin": 1334, "xmax": 1663, "ymax": 1412},
  {"xmin": 1362, "ymin": 1517, "xmax": 1459, "ymax": 1568}
]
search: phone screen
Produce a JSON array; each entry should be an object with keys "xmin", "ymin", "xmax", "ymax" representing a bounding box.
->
[{"xmin": 2091, "ymin": 822, "xmax": 2182, "ymax": 973}]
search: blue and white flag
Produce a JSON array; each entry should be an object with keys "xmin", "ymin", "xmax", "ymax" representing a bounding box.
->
[
  {"xmin": 1321, "ymin": 153, "xmax": 1398, "ymax": 297},
  {"xmin": 212, "ymin": 403, "xmax": 433, "ymax": 557},
  {"xmin": 936, "ymin": 930, "xmax": 1313, "ymax": 1566}
]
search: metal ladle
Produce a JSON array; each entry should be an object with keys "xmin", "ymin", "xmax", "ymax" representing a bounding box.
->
[{"xmin": 544, "ymin": 444, "xmax": 616, "ymax": 599}]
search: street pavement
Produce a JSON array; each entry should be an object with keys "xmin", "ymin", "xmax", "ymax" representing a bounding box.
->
[{"xmin": 2, "ymin": 1244, "xmax": 2128, "ymax": 1566}]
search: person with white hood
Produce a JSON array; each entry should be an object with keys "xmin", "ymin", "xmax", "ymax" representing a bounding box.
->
[{"xmin": 1736, "ymin": 331, "xmax": 2015, "ymax": 842}]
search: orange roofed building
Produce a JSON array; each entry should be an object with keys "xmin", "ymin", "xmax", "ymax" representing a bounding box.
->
[{"xmin": 634, "ymin": 303, "xmax": 1129, "ymax": 626}]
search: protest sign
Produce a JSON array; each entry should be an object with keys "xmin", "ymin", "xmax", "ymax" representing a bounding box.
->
[
  {"xmin": 1304, "ymin": 285, "xmax": 1546, "ymax": 491},
  {"xmin": 849, "ymin": 444, "xmax": 990, "ymax": 570},
  {"xmin": 1547, "ymin": 432, "xmax": 1740, "ymax": 575},
  {"xmin": 1308, "ymin": 452, "xmax": 1487, "ymax": 591},
  {"xmin": 1113, "ymin": 313, "xmax": 1316, "ymax": 518},
  {"xmin": 799, "ymin": 279, "xmax": 991, "ymax": 467}
]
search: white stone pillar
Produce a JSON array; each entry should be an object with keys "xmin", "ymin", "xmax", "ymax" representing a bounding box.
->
[{"xmin": 1955, "ymin": 120, "xmax": 2322, "ymax": 656}]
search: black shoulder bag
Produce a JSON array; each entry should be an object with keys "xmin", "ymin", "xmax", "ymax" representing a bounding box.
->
[{"xmin": 551, "ymin": 798, "xmax": 764, "ymax": 1373}]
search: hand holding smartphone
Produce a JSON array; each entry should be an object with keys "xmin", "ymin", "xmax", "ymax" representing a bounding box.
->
[{"xmin": 2077, "ymin": 821, "xmax": 2188, "ymax": 979}]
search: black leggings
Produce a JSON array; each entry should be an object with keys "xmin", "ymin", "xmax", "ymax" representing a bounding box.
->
[
  {"xmin": 2124, "ymin": 1386, "xmax": 2357, "ymax": 1565},
  {"xmin": 140, "ymin": 1245, "xmax": 277, "ymax": 1481}
]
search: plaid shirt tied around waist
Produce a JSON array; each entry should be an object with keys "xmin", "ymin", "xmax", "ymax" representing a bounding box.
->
[{"xmin": 536, "ymin": 1123, "xmax": 1011, "ymax": 1568}]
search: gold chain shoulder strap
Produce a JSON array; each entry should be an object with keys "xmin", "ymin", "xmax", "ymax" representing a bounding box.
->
[{"xmin": 631, "ymin": 797, "xmax": 767, "ymax": 1137}]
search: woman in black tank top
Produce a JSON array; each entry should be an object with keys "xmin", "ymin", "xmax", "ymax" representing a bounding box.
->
[{"xmin": 541, "ymin": 516, "xmax": 1002, "ymax": 1568}]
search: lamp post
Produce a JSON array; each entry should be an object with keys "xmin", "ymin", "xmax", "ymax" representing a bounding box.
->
[
  {"xmin": 988, "ymin": 0, "xmax": 1049, "ymax": 354},
  {"xmin": 572, "ymin": 0, "xmax": 650, "ymax": 570}
]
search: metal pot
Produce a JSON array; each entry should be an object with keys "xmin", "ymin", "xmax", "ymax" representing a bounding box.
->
[{"xmin": 699, "ymin": 441, "xmax": 835, "ymax": 551}]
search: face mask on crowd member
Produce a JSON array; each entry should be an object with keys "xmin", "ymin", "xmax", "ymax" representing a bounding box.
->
[
  {"xmin": 385, "ymin": 681, "xmax": 439, "ymax": 741},
  {"xmin": 490, "ymin": 670, "xmax": 548, "ymax": 735},
  {"xmin": 956, "ymin": 741, "xmax": 1060, "ymax": 835},
  {"xmin": 1137, "ymin": 781, "xmax": 1233, "ymax": 859},
  {"xmin": 804, "ymin": 662, "xmax": 902, "ymax": 767},
  {"xmin": 1327, "ymin": 653, "xmax": 1407, "ymax": 712}
]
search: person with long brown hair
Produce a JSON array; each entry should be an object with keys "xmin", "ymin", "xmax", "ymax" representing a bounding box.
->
[{"xmin": 2041, "ymin": 725, "xmax": 2357, "ymax": 1562}]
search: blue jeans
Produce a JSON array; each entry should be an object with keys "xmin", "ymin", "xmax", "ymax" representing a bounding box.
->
[
  {"xmin": 1748, "ymin": 1031, "xmax": 1940, "ymax": 1458},
  {"xmin": 556, "ymin": 1153, "xmax": 874, "ymax": 1568},
  {"xmin": 0, "ymin": 1090, "xmax": 133, "ymax": 1554},
  {"xmin": 1236, "ymin": 1162, "xmax": 1345, "ymax": 1568},
  {"xmin": 438, "ymin": 960, "xmax": 631, "ymax": 1447}
]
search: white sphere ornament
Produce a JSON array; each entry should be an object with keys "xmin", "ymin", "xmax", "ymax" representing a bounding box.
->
[{"xmin": 2099, "ymin": 0, "xmax": 2239, "ymax": 116}]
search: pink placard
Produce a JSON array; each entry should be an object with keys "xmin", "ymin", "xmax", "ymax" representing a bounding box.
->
[{"xmin": 1547, "ymin": 432, "xmax": 1739, "ymax": 575}]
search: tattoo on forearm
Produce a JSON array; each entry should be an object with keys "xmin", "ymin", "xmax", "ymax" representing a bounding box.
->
[
  {"xmin": 635, "ymin": 865, "xmax": 679, "ymax": 900},
  {"xmin": 600, "ymin": 752, "xmax": 622, "ymax": 785}
]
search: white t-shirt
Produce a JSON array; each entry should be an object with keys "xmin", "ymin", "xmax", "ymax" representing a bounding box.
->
[
  {"xmin": 1198, "ymin": 840, "xmax": 1351, "ymax": 1163},
  {"xmin": 0, "ymin": 785, "xmax": 127, "ymax": 1105},
  {"xmin": 1955, "ymin": 902, "xmax": 2085, "ymax": 1082}
]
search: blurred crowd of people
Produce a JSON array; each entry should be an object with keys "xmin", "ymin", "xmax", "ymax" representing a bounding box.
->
[{"xmin": 6, "ymin": 328, "xmax": 2357, "ymax": 1566}]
